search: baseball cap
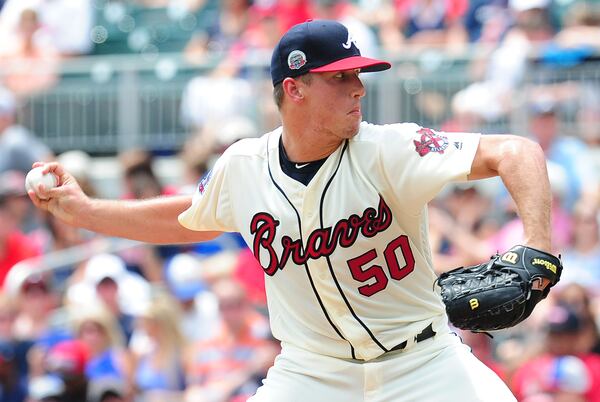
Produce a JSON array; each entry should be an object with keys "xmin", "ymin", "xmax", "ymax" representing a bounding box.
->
[
  {"xmin": 545, "ymin": 305, "xmax": 581, "ymax": 333},
  {"xmin": 529, "ymin": 97, "xmax": 558, "ymax": 115},
  {"xmin": 270, "ymin": 19, "xmax": 391, "ymax": 86},
  {"xmin": 45, "ymin": 339, "xmax": 90, "ymax": 377},
  {"xmin": 165, "ymin": 253, "xmax": 206, "ymax": 301},
  {"xmin": 0, "ymin": 170, "xmax": 26, "ymax": 200},
  {"xmin": 84, "ymin": 254, "xmax": 127, "ymax": 287},
  {"xmin": 28, "ymin": 375, "xmax": 66, "ymax": 400}
]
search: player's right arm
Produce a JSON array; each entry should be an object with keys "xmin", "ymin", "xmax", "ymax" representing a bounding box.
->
[{"xmin": 27, "ymin": 162, "xmax": 221, "ymax": 244}]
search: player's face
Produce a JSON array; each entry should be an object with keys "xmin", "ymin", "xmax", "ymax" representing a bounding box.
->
[{"xmin": 304, "ymin": 69, "xmax": 366, "ymax": 140}]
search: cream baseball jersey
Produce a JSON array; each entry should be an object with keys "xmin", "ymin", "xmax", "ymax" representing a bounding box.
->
[{"xmin": 179, "ymin": 121, "xmax": 481, "ymax": 361}]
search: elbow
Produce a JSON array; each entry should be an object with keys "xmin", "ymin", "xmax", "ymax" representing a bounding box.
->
[
  {"xmin": 501, "ymin": 135, "xmax": 545, "ymax": 164},
  {"xmin": 470, "ymin": 134, "xmax": 546, "ymax": 180}
]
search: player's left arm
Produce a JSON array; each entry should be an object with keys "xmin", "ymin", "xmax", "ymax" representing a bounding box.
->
[{"xmin": 468, "ymin": 134, "xmax": 551, "ymax": 253}]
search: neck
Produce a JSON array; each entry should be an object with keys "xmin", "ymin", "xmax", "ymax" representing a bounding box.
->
[{"xmin": 281, "ymin": 122, "xmax": 344, "ymax": 162}]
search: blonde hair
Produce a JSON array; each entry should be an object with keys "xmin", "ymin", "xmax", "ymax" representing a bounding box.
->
[
  {"xmin": 139, "ymin": 291, "xmax": 184, "ymax": 355},
  {"xmin": 72, "ymin": 306, "xmax": 125, "ymax": 349}
]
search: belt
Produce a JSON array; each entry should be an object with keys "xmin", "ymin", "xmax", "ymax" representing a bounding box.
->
[
  {"xmin": 345, "ymin": 323, "xmax": 437, "ymax": 363},
  {"xmin": 389, "ymin": 323, "xmax": 436, "ymax": 352}
]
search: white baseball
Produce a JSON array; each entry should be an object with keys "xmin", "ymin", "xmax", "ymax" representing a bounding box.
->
[{"xmin": 25, "ymin": 167, "xmax": 58, "ymax": 199}]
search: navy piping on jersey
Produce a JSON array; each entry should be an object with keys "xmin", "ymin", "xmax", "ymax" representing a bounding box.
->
[
  {"xmin": 319, "ymin": 140, "xmax": 389, "ymax": 354},
  {"xmin": 267, "ymin": 133, "xmax": 356, "ymax": 359}
]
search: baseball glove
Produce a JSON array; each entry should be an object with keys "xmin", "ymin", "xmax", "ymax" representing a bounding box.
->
[{"xmin": 437, "ymin": 245, "xmax": 563, "ymax": 331}]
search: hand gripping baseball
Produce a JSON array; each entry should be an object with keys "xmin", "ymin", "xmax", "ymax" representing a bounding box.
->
[
  {"xmin": 27, "ymin": 162, "xmax": 89, "ymax": 226},
  {"xmin": 437, "ymin": 245, "xmax": 563, "ymax": 331}
]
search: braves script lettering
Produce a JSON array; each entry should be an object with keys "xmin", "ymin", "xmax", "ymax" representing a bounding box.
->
[{"xmin": 250, "ymin": 196, "xmax": 393, "ymax": 275}]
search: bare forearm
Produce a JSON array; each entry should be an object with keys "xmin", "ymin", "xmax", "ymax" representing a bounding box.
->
[
  {"xmin": 81, "ymin": 195, "xmax": 220, "ymax": 244},
  {"xmin": 28, "ymin": 162, "xmax": 221, "ymax": 244},
  {"xmin": 470, "ymin": 135, "xmax": 552, "ymax": 252},
  {"xmin": 497, "ymin": 138, "xmax": 552, "ymax": 251}
]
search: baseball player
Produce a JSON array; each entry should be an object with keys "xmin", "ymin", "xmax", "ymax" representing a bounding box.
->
[{"xmin": 29, "ymin": 20, "xmax": 556, "ymax": 402}]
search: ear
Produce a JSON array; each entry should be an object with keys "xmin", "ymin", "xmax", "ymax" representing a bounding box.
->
[{"xmin": 282, "ymin": 77, "xmax": 304, "ymax": 103}]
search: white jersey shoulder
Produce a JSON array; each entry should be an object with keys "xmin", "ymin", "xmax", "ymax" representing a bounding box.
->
[
  {"xmin": 178, "ymin": 129, "xmax": 279, "ymax": 233},
  {"xmin": 350, "ymin": 121, "xmax": 482, "ymax": 214},
  {"xmin": 222, "ymin": 131, "xmax": 272, "ymax": 159},
  {"xmin": 353, "ymin": 121, "xmax": 421, "ymax": 141}
]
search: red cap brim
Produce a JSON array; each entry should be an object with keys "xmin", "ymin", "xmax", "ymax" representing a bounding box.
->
[{"xmin": 310, "ymin": 55, "xmax": 391, "ymax": 73}]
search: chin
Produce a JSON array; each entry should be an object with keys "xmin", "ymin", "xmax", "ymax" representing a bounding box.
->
[
  {"xmin": 342, "ymin": 127, "xmax": 360, "ymax": 139},
  {"xmin": 347, "ymin": 120, "xmax": 361, "ymax": 137}
]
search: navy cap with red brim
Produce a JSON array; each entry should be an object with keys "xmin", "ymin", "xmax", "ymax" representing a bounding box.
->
[
  {"xmin": 310, "ymin": 55, "xmax": 391, "ymax": 73},
  {"xmin": 270, "ymin": 20, "xmax": 392, "ymax": 86}
]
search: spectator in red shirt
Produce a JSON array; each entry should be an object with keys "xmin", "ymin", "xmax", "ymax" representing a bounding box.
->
[
  {"xmin": 0, "ymin": 171, "xmax": 40, "ymax": 287},
  {"xmin": 512, "ymin": 304, "xmax": 600, "ymax": 402},
  {"xmin": 253, "ymin": 0, "xmax": 312, "ymax": 33},
  {"xmin": 232, "ymin": 249, "xmax": 267, "ymax": 309}
]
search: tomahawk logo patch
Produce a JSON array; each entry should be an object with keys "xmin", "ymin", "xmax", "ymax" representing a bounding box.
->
[
  {"xmin": 197, "ymin": 170, "xmax": 212, "ymax": 195},
  {"xmin": 413, "ymin": 128, "xmax": 448, "ymax": 156}
]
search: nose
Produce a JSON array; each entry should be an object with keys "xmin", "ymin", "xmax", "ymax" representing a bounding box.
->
[{"xmin": 352, "ymin": 74, "xmax": 365, "ymax": 99}]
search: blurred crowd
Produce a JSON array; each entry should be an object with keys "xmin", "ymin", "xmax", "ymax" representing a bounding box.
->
[
  {"xmin": 1, "ymin": 1, "xmax": 600, "ymax": 402},
  {"xmin": 0, "ymin": 159, "xmax": 276, "ymax": 402}
]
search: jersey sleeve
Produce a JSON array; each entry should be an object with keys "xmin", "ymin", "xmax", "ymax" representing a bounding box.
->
[
  {"xmin": 379, "ymin": 123, "xmax": 481, "ymax": 213},
  {"xmin": 178, "ymin": 152, "xmax": 236, "ymax": 232}
]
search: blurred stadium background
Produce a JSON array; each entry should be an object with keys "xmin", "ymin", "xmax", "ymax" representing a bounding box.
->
[{"xmin": 1, "ymin": 0, "xmax": 600, "ymax": 401}]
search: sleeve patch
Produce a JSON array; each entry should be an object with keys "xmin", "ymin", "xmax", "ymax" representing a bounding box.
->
[
  {"xmin": 413, "ymin": 128, "xmax": 448, "ymax": 156},
  {"xmin": 197, "ymin": 170, "xmax": 213, "ymax": 195}
]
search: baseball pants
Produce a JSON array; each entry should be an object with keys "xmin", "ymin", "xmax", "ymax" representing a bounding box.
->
[{"xmin": 248, "ymin": 332, "xmax": 516, "ymax": 402}]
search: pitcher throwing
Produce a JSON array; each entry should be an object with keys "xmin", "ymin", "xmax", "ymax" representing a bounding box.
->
[{"xmin": 29, "ymin": 20, "xmax": 561, "ymax": 401}]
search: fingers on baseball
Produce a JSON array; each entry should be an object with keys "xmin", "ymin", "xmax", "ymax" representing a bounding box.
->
[
  {"xmin": 27, "ymin": 189, "xmax": 40, "ymax": 204},
  {"xmin": 40, "ymin": 182, "xmax": 67, "ymax": 200},
  {"xmin": 27, "ymin": 180, "xmax": 62, "ymax": 205},
  {"xmin": 32, "ymin": 161, "xmax": 66, "ymax": 184},
  {"xmin": 36, "ymin": 183, "xmax": 52, "ymax": 199},
  {"xmin": 27, "ymin": 189, "xmax": 49, "ymax": 209}
]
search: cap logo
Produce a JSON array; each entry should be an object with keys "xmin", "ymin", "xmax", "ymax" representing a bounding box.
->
[
  {"xmin": 342, "ymin": 32, "xmax": 357, "ymax": 50},
  {"xmin": 288, "ymin": 50, "xmax": 307, "ymax": 70}
]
